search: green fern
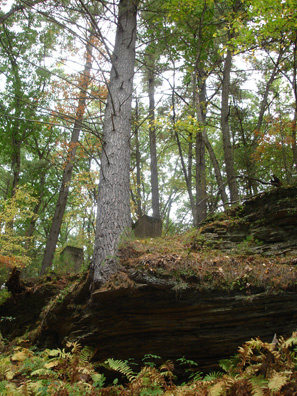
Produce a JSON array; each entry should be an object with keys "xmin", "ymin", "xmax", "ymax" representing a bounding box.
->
[
  {"xmin": 79, "ymin": 346, "xmax": 94, "ymax": 363},
  {"xmin": 248, "ymin": 376, "xmax": 268, "ymax": 396},
  {"xmin": 104, "ymin": 358, "xmax": 136, "ymax": 382},
  {"xmin": 0, "ymin": 380, "xmax": 7, "ymax": 395},
  {"xmin": 31, "ymin": 368, "xmax": 59, "ymax": 378},
  {"xmin": 203, "ymin": 371, "xmax": 223, "ymax": 381},
  {"xmin": 219, "ymin": 355, "xmax": 239, "ymax": 375},
  {"xmin": 91, "ymin": 373, "xmax": 106, "ymax": 389}
]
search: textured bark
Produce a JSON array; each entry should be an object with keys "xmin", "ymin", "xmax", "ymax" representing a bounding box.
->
[
  {"xmin": 40, "ymin": 33, "xmax": 94, "ymax": 275},
  {"xmin": 192, "ymin": 71, "xmax": 207, "ymax": 225},
  {"xmin": 134, "ymin": 98, "xmax": 143, "ymax": 218},
  {"xmin": 203, "ymin": 134, "xmax": 228, "ymax": 206},
  {"xmin": 221, "ymin": 47, "xmax": 239, "ymax": 204},
  {"xmin": 147, "ymin": 55, "xmax": 161, "ymax": 219},
  {"xmin": 9, "ymin": 54, "xmax": 23, "ymax": 198},
  {"xmin": 90, "ymin": 0, "xmax": 139, "ymax": 289},
  {"xmin": 292, "ymin": 35, "xmax": 297, "ymax": 171}
]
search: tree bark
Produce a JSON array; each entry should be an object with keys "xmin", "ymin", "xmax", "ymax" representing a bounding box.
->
[
  {"xmin": 134, "ymin": 97, "xmax": 143, "ymax": 218},
  {"xmin": 40, "ymin": 31, "xmax": 94, "ymax": 275},
  {"xmin": 221, "ymin": 47, "xmax": 239, "ymax": 204},
  {"xmin": 148, "ymin": 56, "xmax": 161, "ymax": 219},
  {"xmin": 192, "ymin": 71, "xmax": 207, "ymax": 225},
  {"xmin": 203, "ymin": 133, "xmax": 228, "ymax": 206},
  {"xmin": 292, "ymin": 34, "xmax": 297, "ymax": 171},
  {"xmin": 90, "ymin": 0, "xmax": 139, "ymax": 290}
]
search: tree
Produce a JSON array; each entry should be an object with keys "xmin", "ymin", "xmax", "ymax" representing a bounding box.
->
[
  {"xmin": 146, "ymin": 49, "xmax": 161, "ymax": 219},
  {"xmin": 90, "ymin": 0, "xmax": 139, "ymax": 290},
  {"xmin": 162, "ymin": 0, "xmax": 229, "ymax": 223},
  {"xmin": 40, "ymin": 27, "xmax": 95, "ymax": 275}
]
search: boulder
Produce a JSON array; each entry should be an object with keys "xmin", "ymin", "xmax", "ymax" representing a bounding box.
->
[{"xmin": 134, "ymin": 215, "xmax": 162, "ymax": 238}]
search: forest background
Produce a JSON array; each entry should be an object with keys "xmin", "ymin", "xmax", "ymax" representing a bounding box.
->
[{"xmin": 0, "ymin": 0, "xmax": 296, "ymax": 282}]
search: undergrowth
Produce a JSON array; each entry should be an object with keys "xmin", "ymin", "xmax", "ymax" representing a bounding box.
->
[{"xmin": 1, "ymin": 332, "xmax": 297, "ymax": 395}]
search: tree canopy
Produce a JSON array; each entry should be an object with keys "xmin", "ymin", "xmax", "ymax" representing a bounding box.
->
[{"xmin": 0, "ymin": 0, "xmax": 296, "ymax": 286}]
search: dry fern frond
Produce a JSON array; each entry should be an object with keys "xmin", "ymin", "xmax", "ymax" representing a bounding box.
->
[
  {"xmin": 268, "ymin": 370, "xmax": 291, "ymax": 394},
  {"xmin": 208, "ymin": 380, "xmax": 227, "ymax": 396}
]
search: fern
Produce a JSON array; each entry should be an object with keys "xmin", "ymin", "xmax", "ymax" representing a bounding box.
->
[
  {"xmin": 219, "ymin": 355, "xmax": 239, "ymax": 375},
  {"xmin": 268, "ymin": 371, "xmax": 291, "ymax": 394},
  {"xmin": 0, "ymin": 357, "xmax": 11, "ymax": 379},
  {"xmin": 283, "ymin": 333, "xmax": 297, "ymax": 349},
  {"xmin": 3, "ymin": 382, "xmax": 21, "ymax": 395},
  {"xmin": 104, "ymin": 358, "xmax": 136, "ymax": 382},
  {"xmin": 66, "ymin": 340, "xmax": 81, "ymax": 354},
  {"xmin": 248, "ymin": 376, "xmax": 268, "ymax": 396},
  {"xmin": 159, "ymin": 360, "xmax": 175, "ymax": 379},
  {"xmin": 19, "ymin": 380, "xmax": 45, "ymax": 394},
  {"xmin": 208, "ymin": 381, "xmax": 226, "ymax": 396},
  {"xmin": 92, "ymin": 373, "xmax": 106, "ymax": 389},
  {"xmin": 0, "ymin": 380, "xmax": 7, "ymax": 394},
  {"xmin": 44, "ymin": 348, "xmax": 61, "ymax": 357},
  {"xmin": 203, "ymin": 371, "xmax": 223, "ymax": 381},
  {"xmin": 79, "ymin": 346, "xmax": 94, "ymax": 363},
  {"xmin": 31, "ymin": 368, "xmax": 59, "ymax": 378}
]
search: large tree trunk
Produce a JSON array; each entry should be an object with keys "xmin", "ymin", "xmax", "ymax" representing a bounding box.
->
[
  {"xmin": 40, "ymin": 32, "xmax": 94, "ymax": 275},
  {"xmin": 90, "ymin": 0, "xmax": 139, "ymax": 290},
  {"xmin": 221, "ymin": 47, "xmax": 239, "ymax": 204}
]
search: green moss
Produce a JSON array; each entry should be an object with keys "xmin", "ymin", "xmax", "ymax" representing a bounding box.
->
[{"xmin": 0, "ymin": 289, "xmax": 11, "ymax": 305}]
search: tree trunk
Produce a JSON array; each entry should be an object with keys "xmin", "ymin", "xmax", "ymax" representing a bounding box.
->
[
  {"xmin": 292, "ymin": 34, "xmax": 297, "ymax": 171},
  {"xmin": 192, "ymin": 71, "xmax": 207, "ymax": 225},
  {"xmin": 40, "ymin": 32, "xmax": 94, "ymax": 275},
  {"xmin": 203, "ymin": 133, "xmax": 228, "ymax": 206},
  {"xmin": 221, "ymin": 47, "xmax": 239, "ymax": 204},
  {"xmin": 147, "ymin": 54, "xmax": 161, "ymax": 219},
  {"xmin": 171, "ymin": 65, "xmax": 196, "ymax": 222},
  {"xmin": 90, "ymin": 0, "xmax": 139, "ymax": 290},
  {"xmin": 134, "ymin": 97, "xmax": 143, "ymax": 218}
]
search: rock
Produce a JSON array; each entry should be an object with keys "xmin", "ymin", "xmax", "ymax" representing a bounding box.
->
[
  {"xmin": 59, "ymin": 246, "xmax": 84, "ymax": 273},
  {"xmin": 200, "ymin": 186, "xmax": 297, "ymax": 256},
  {"xmin": 34, "ymin": 286, "xmax": 297, "ymax": 372},
  {"xmin": 134, "ymin": 215, "xmax": 162, "ymax": 238},
  {"xmin": 1, "ymin": 186, "xmax": 297, "ymax": 375}
]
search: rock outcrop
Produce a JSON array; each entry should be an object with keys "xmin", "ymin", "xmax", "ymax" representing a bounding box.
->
[
  {"xmin": 1, "ymin": 186, "xmax": 297, "ymax": 374},
  {"xmin": 35, "ymin": 287, "xmax": 297, "ymax": 373},
  {"xmin": 199, "ymin": 186, "xmax": 297, "ymax": 256}
]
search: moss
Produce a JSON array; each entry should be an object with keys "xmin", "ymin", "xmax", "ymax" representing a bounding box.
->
[{"xmin": 0, "ymin": 289, "xmax": 11, "ymax": 305}]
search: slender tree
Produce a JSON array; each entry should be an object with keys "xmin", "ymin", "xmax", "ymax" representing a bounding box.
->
[
  {"xmin": 40, "ymin": 28, "xmax": 94, "ymax": 275},
  {"xmin": 146, "ymin": 50, "xmax": 161, "ymax": 219}
]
